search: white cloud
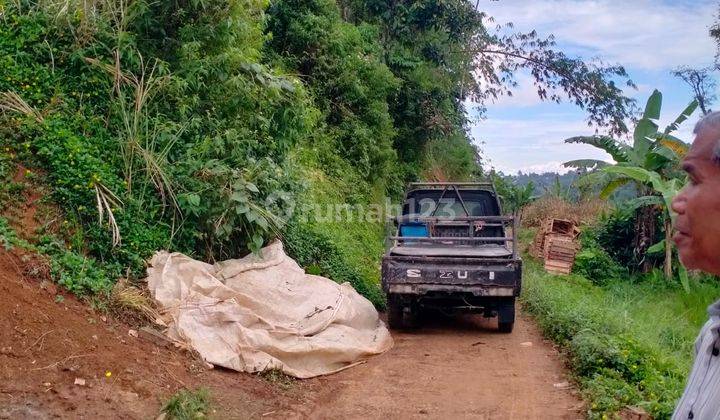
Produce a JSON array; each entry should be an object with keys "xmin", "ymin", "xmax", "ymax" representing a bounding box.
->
[
  {"xmin": 472, "ymin": 116, "xmax": 615, "ymax": 173},
  {"xmin": 495, "ymin": 161, "xmax": 578, "ymax": 175},
  {"xmin": 472, "ymin": 105, "xmax": 702, "ymax": 174},
  {"xmin": 470, "ymin": 1, "xmax": 712, "ymax": 174},
  {"xmin": 482, "ymin": 0, "xmax": 717, "ymax": 70}
]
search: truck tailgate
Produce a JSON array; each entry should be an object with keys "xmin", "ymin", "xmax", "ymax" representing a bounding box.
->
[{"xmin": 381, "ymin": 255, "xmax": 521, "ymax": 296}]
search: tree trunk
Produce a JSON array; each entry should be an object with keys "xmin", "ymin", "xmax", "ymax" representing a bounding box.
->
[
  {"xmin": 698, "ymin": 96, "xmax": 708, "ymax": 116},
  {"xmin": 514, "ymin": 209, "xmax": 522, "ymax": 228},
  {"xmin": 664, "ymin": 216, "xmax": 673, "ymax": 279},
  {"xmin": 634, "ymin": 203, "xmax": 656, "ymax": 273}
]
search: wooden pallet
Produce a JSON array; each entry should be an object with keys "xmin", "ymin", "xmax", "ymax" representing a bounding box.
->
[
  {"xmin": 544, "ymin": 260, "xmax": 573, "ymax": 274},
  {"xmin": 534, "ymin": 219, "xmax": 580, "ymax": 275}
]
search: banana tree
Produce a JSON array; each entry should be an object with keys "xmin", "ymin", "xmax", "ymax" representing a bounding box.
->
[
  {"xmin": 543, "ymin": 175, "xmax": 572, "ymax": 201},
  {"xmin": 601, "ymin": 166, "xmax": 689, "ymax": 290},
  {"xmin": 494, "ymin": 177, "xmax": 535, "ymax": 224},
  {"xmin": 564, "ymin": 89, "xmax": 698, "ymax": 272},
  {"xmin": 564, "ymin": 90, "xmax": 696, "ymax": 177}
]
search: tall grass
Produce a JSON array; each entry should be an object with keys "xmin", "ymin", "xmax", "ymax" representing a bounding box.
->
[
  {"xmin": 601, "ymin": 279, "xmax": 718, "ymax": 367},
  {"xmin": 522, "ymin": 196, "xmax": 609, "ymax": 228},
  {"xmin": 0, "ymin": 91, "xmax": 44, "ymax": 122},
  {"xmin": 88, "ymin": 53, "xmax": 179, "ymax": 208},
  {"xmin": 521, "ymin": 258, "xmax": 720, "ymax": 418}
]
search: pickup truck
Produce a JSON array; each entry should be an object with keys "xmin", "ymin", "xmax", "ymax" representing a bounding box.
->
[{"xmin": 381, "ymin": 182, "xmax": 521, "ymax": 332}]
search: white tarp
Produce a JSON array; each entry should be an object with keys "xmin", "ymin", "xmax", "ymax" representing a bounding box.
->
[{"xmin": 146, "ymin": 241, "xmax": 393, "ymax": 378}]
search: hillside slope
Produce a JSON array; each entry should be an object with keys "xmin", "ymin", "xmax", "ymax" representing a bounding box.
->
[{"xmin": 0, "ymin": 247, "xmax": 313, "ymax": 418}]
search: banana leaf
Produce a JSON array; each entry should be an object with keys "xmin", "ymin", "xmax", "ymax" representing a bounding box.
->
[
  {"xmin": 565, "ymin": 135, "xmax": 629, "ymax": 163},
  {"xmin": 624, "ymin": 195, "xmax": 663, "ymax": 212},
  {"xmin": 663, "ymin": 99, "xmax": 699, "ymax": 136},
  {"xmin": 563, "ymin": 159, "xmax": 609, "ymax": 170},
  {"xmin": 642, "ymin": 89, "xmax": 662, "ymax": 120},
  {"xmin": 647, "ymin": 239, "xmax": 665, "ymax": 254}
]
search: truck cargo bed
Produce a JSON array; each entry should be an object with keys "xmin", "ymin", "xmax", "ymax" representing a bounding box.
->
[{"xmin": 389, "ymin": 244, "xmax": 512, "ymax": 258}]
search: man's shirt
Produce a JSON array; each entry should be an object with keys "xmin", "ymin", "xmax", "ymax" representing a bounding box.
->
[{"xmin": 673, "ymin": 300, "xmax": 720, "ymax": 420}]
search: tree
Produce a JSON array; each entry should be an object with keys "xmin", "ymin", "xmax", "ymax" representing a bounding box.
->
[
  {"xmin": 712, "ymin": 10, "xmax": 720, "ymax": 68},
  {"xmin": 601, "ymin": 166, "xmax": 688, "ymax": 289},
  {"xmin": 506, "ymin": 182, "xmax": 535, "ymax": 225},
  {"xmin": 338, "ymin": 0, "xmax": 637, "ymax": 181},
  {"xmin": 672, "ymin": 66, "xmax": 716, "ymax": 115},
  {"xmin": 469, "ymin": 32, "xmax": 636, "ymax": 136},
  {"xmin": 491, "ymin": 172, "xmax": 535, "ymax": 224},
  {"xmin": 543, "ymin": 175, "xmax": 572, "ymax": 201},
  {"xmin": 564, "ymin": 90, "xmax": 698, "ymax": 273},
  {"xmin": 265, "ymin": 0, "xmax": 400, "ymax": 181}
]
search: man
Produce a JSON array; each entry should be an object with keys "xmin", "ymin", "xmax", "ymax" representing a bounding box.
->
[{"xmin": 671, "ymin": 110, "xmax": 720, "ymax": 420}]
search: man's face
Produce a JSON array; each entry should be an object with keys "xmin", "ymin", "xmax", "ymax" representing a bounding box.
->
[{"xmin": 671, "ymin": 129, "xmax": 720, "ymax": 275}]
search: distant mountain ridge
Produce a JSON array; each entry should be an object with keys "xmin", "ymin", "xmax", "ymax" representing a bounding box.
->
[{"xmin": 497, "ymin": 170, "xmax": 635, "ymax": 203}]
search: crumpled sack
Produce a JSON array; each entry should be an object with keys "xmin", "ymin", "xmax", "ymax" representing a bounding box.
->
[{"xmin": 146, "ymin": 241, "xmax": 393, "ymax": 378}]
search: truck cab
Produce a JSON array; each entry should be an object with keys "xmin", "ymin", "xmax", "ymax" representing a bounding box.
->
[{"xmin": 381, "ymin": 182, "xmax": 522, "ymax": 332}]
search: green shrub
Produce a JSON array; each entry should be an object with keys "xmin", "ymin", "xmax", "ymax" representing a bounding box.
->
[
  {"xmin": 35, "ymin": 235, "xmax": 118, "ymax": 295},
  {"xmin": 421, "ymin": 134, "xmax": 482, "ymax": 182},
  {"xmin": 573, "ymin": 230, "xmax": 626, "ymax": 286},
  {"xmin": 0, "ymin": 0, "xmax": 314, "ymax": 293},
  {"xmin": 581, "ymin": 373, "xmax": 642, "ymax": 415},
  {"xmin": 0, "ymin": 0, "xmax": 482, "ymax": 306},
  {"xmin": 0, "ymin": 217, "xmax": 115, "ymax": 295},
  {"xmin": 0, "ymin": 216, "xmax": 23, "ymax": 250},
  {"xmin": 161, "ymin": 388, "xmax": 211, "ymax": 420},
  {"xmin": 595, "ymin": 206, "xmax": 662, "ymax": 272}
]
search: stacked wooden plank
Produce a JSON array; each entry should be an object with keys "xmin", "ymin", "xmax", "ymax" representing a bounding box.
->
[
  {"xmin": 543, "ymin": 233, "xmax": 578, "ymax": 274},
  {"xmin": 529, "ymin": 219, "xmax": 553, "ymax": 258},
  {"xmin": 532, "ymin": 218, "xmax": 580, "ymax": 275}
]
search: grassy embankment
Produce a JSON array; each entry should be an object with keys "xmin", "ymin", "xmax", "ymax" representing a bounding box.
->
[
  {"xmin": 282, "ymin": 149, "xmax": 388, "ymax": 308},
  {"xmin": 522, "ymin": 252, "xmax": 720, "ymax": 418}
]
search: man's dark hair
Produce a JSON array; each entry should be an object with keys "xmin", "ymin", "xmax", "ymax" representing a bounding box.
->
[{"xmin": 693, "ymin": 111, "xmax": 720, "ymax": 164}]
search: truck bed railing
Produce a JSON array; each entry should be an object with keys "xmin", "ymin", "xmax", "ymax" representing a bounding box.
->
[
  {"xmin": 389, "ymin": 236, "xmax": 514, "ymax": 242},
  {"xmin": 394, "ymin": 215, "xmax": 513, "ymax": 223},
  {"xmin": 408, "ymin": 181, "xmax": 495, "ymax": 188},
  {"xmin": 388, "ymin": 214, "xmax": 519, "ymax": 259}
]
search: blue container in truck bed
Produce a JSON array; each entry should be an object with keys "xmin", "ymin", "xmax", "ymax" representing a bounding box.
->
[{"xmin": 399, "ymin": 222, "xmax": 429, "ymax": 238}]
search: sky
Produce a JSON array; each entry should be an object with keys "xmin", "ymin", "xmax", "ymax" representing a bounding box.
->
[{"xmin": 470, "ymin": 0, "xmax": 719, "ymax": 174}]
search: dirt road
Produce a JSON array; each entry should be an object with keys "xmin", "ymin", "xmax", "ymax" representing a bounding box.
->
[
  {"xmin": 286, "ymin": 312, "xmax": 585, "ymax": 419},
  {"xmin": 1, "ymin": 245, "xmax": 583, "ymax": 419}
]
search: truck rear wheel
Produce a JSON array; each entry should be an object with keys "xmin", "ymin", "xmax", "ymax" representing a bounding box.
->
[
  {"xmin": 387, "ymin": 294, "xmax": 405, "ymax": 329},
  {"xmin": 387, "ymin": 295, "xmax": 419, "ymax": 330},
  {"xmin": 497, "ymin": 297, "xmax": 515, "ymax": 333}
]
